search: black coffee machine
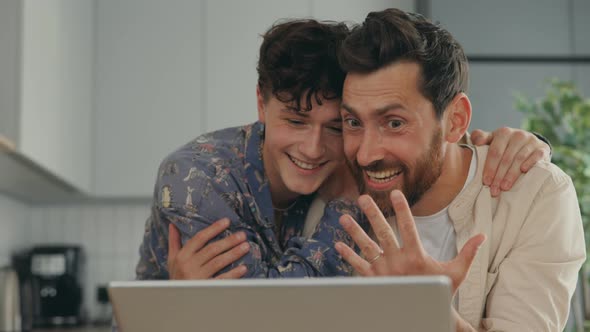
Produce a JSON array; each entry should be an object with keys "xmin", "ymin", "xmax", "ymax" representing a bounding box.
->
[{"xmin": 12, "ymin": 245, "xmax": 85, "ymax": 329}]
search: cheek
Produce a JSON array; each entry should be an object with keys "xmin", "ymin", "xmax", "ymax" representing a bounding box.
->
[
  {"xmin": 343, "ymin": 135, "xmax": 359, "ymax": 162},
  {"xmin": 266, "ymin": 127, "xmax": 297, "ymax": 151}
]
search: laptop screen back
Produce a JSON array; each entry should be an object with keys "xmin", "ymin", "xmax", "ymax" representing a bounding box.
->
[{"xmin": 109, "ymin": 276, "xmax": 453, "ymax": 332}]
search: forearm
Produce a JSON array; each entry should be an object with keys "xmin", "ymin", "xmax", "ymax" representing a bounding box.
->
[
  {"xmin": 238, "ymin": 237, "xmax": 352, "ymax": 278},
  {"xmin": 242, "ymin": 199, "xmax": 361, "ymax": 278}
]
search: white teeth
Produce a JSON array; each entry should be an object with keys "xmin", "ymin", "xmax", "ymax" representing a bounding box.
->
[
  {"xmin": 366, "ymin": 169, "xmax": 401, "ymax": 182},
  {"xmin": 290, "ymin": 156, "xmax": 320, "ymax": 170}
]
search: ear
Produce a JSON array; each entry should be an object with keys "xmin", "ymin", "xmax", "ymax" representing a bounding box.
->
[
  {"xmin": 256, "ymin": 85, "xmax": 266, "ymax": 123},
  {"xmin": 443, "ymin": 92, "xmax": 472, "ymax": 143}
]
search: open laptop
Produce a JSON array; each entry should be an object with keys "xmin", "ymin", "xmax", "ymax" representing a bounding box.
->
[{"xmin": 109, "ymin": 276, "xmax": 453, "ymax": 332}]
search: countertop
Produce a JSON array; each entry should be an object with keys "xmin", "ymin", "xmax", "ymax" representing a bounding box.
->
[{"xmin": 33, "ymin": 327, "xmax": 110, "ymax": 332}]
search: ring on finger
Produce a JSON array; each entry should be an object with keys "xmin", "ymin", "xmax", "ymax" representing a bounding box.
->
[{"xmin": 367, "ymin": 249, "xmax": 384, "ymax": 264}]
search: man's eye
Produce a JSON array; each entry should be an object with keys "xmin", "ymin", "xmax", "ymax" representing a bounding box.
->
[
  {"xmin": 328, "ymin": 126, "xmax": 342, "ymax": 133},
  {"xmin": 287, "ymin": 119, "xmax": 304, "ymax": 125},
  {"xmin": 345, "ymin": 118, "xmax": 360, "ymax": 128},
  {"xmin": 388, "ymin": 120, "xmax": 403, "ymax": 128}
]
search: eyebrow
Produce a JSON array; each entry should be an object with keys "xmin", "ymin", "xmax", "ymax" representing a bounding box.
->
[
  {"xmin": 281, "ymin": 108, "xmax": 342, "ymax": 123},
  {"xmin": 341, "ymin": 102, "xmax": 406, "ymax": 117}
]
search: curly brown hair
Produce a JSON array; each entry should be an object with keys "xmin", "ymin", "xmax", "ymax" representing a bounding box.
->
[{"xmin": 257, "ymin": 19, "xmax": 350, "ymax": 112}]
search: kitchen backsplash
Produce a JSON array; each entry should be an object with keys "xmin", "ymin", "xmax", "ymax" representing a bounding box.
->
[
  {"xmin": 0, "ymin": 194, "xmax": 31, "ymax": 267},
  {"xmin": 25, "ymin": 198, "xmax": 150, "ymax": 322}
]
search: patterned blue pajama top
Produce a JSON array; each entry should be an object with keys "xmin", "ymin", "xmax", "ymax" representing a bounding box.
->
[{"xmin": 136, "ymin": 121, "xmax": 363, "ymax": 279}]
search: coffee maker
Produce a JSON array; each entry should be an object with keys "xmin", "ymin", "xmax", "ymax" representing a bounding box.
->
[{"xmin": 13, "ymin": 246, "xmax": 85, "ymax": 329}]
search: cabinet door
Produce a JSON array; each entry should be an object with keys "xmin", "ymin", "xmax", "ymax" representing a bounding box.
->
[
  {"xmin": 311, "ymin": 0, "xmax": 414, "ymax": 22},
  {"xmin": 468, "ymin": 63, "xmax": 573, "ymax": 132},
  {"xmin": 0, "ymin": 0, "xmax": 21, "ymax": 145},
  {"xmin": 203, "ymin": 0, "xmax": 310, "ymax": 132},
  {"xmin": 573, "ymin": 0, "xmax": 590, "ymax": 55},
  {"xmin": 94, "ymin": 0, "xmax": 204, "ymax": 197},
  {"xmin": 431, "ymin": 0, "xmax": 571, "ymax": 56},
  {"xmin": 203, "ymin": 0, "xmax": 415, "ymax": 133},
  {"xmin": 19, "ymin": 0, "xmax": 94, "ymax": 192}
]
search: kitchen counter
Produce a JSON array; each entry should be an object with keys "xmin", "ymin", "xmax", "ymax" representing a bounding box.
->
[{"xmin": 33, "ymin": 327, "xmax": 110, "ymax": 332}]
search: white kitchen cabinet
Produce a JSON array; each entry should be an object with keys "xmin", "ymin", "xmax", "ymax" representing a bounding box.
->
[
  {"xmin": 93, "ymin": 0, "xmax": 205, "ymax": 197},
  {"xmin": 0, "ymin": 0, "xmax": 94, "ymax": 202},
  {"xmin": 92, "ymin": 0, "xmax": 417, "ymax": 197},
  {"xmin": 467, "ymin": 63, "xmax": 574, "ymax": 132},
  {"xmin": 311, "ymin": 0, "xmax": 414, "ymax": 22},
  {"xmin": 203, "ymin": 0, "xmax": 415, "ymax": 133},
  {"xmin": 0, "ymin": 0, "xmax": 20, "ymax": 145},
  {"xmin": 431, "ymin": 0, "xmax": 571, "ymax": 56},
  {"xmin": 202, "ymin": 0, "xmax": 310, "ymax": 133},
  {"xmin": 573, "ymin": 0, "xmax": 590, "ymax": 55}
]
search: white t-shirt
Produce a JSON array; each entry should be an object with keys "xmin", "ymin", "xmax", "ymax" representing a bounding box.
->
[{"xmin": 387, "ymin": 146, "xmax": 476, "ymax": 262}]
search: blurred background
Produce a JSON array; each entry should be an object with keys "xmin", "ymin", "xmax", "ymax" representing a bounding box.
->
[{"xmin": 0, "ymin": 0, "xmax": 588, "ymax": 330}]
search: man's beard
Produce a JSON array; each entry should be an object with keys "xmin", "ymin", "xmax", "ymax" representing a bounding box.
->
[{"xmin": 349, "ymin": 128, "xmax": 444, "ymax": 217}]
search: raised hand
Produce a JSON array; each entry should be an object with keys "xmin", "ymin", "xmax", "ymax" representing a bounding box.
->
[
  {"xmin": 167, "ymin": 219, "xmax": 250, "ymax": 280},
  {"xmin": 335, "ymin": 190, "xmax": 485, "ymax": 294}
]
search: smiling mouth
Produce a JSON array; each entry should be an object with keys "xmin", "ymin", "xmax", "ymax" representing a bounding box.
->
[
  {"xmin": 288, "ymin": 155, "xmax": 325, "ymax": 170},
  {"xmin": 365, "ymin": 168, "xmax": 403, "ymax": 183}
]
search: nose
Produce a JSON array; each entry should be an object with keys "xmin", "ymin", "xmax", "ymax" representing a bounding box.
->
[
  {"xmin": 356, "ymin": 128, "xmax": 385, "ymax": 167},
  {"xmin": 298, "ymin": 127, "xmax": 325, "ymax": 161}
]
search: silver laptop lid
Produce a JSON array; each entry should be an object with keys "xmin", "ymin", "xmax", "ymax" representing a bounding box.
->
[{"xmin": 109, "ymin": 276, "xmax": 453, "ymax": 332}]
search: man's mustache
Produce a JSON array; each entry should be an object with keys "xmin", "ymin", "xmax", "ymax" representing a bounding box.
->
[{"xmin": 355, "ymin": 160, "xmax": 406, "ymax": 173}]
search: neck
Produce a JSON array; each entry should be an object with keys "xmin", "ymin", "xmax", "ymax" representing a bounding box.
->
[{"xmin": 410, "ymin": 144, "xmax": 472, "ymax": 216}]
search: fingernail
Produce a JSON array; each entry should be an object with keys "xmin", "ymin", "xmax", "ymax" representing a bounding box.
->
[
  {"xmin": 358, "ymin": 195, "xmax": 370, "ymax": 208},
  {"xmin": 491, "ymin": 185, "xmax": 499, "ymax": 196},
  {"xmin": 483, "ymin": 176, "xmax": 491, "ymax": 185},
  {"xmin": 339, "ymin": 215, "xmax": 352, "ymax": 227},
  {"xmin": 236, "ymin": 232, "xmax": 246, "ymax": 241},
  {"xmin": 220, "ymin": 218, "xmax": 230, "ymax": 227},
  {"xmin": 238, "ymin": 265, "xmax": 247, "ymax": 272},
  {"xmin": 239, "ymin": 243, "xmax": 250, "ymax": 252},
  {"xmin": 390, "ymin": 190, "xmax": 402, "ymax": 202},
  {"xmin": 501, "ymin": 180, "xmax": 511, "ymax": 190}
]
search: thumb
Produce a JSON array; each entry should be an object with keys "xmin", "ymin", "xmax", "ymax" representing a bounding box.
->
[
  {"xmin": 168, "ymin": 223, "xmax": 181, "ymax": 262},
  {"xmin": 470, "ymin": 129, "xmax": 492, "ymax": 146},
  {"xmin": 451, "ymin": 234, "xmax": 486, "ymax": 290}
]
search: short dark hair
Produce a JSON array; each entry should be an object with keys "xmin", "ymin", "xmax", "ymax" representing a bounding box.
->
[
  {"xmin": 257, "ymin": 19, "xmax": 349, "ymax": 112},
  {"xmin": 338, "ymin": 8, "xmax": 469, "ymax": 117}
]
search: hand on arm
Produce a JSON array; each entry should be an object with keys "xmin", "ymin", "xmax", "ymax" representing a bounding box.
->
[
  {"xmin": 471, "ymin": 127, "xmax": 550, "ymax": 197},
  {"xmin": 334, "ymin": 190, "xmax": 485, "ymax": 331},
  {"xmin": 167, "ymin": 219, "xmax": 250, "ymax": 279},
  {"xmin": 158, "ymin": 199, "xmax": 360, "ymax": 278}
]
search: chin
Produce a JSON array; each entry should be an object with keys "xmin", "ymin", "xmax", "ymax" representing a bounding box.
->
[{"xmin": 286, "ymin": 179, "xmax": 323, "ymax": 196}]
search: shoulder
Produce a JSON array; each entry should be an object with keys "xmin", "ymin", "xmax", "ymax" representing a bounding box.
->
[{"xmin": 154, "ymin": 124, "xmax": 252, "ymax": 209}]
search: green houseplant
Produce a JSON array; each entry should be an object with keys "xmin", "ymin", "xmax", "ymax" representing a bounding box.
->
[
  {"xmin": 515, "ymin": 79, "xmax": 590, "ymax": 250},
  {"xmin": 514, "ymin": 80, "xmax": 590, "ymax": 328}
]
